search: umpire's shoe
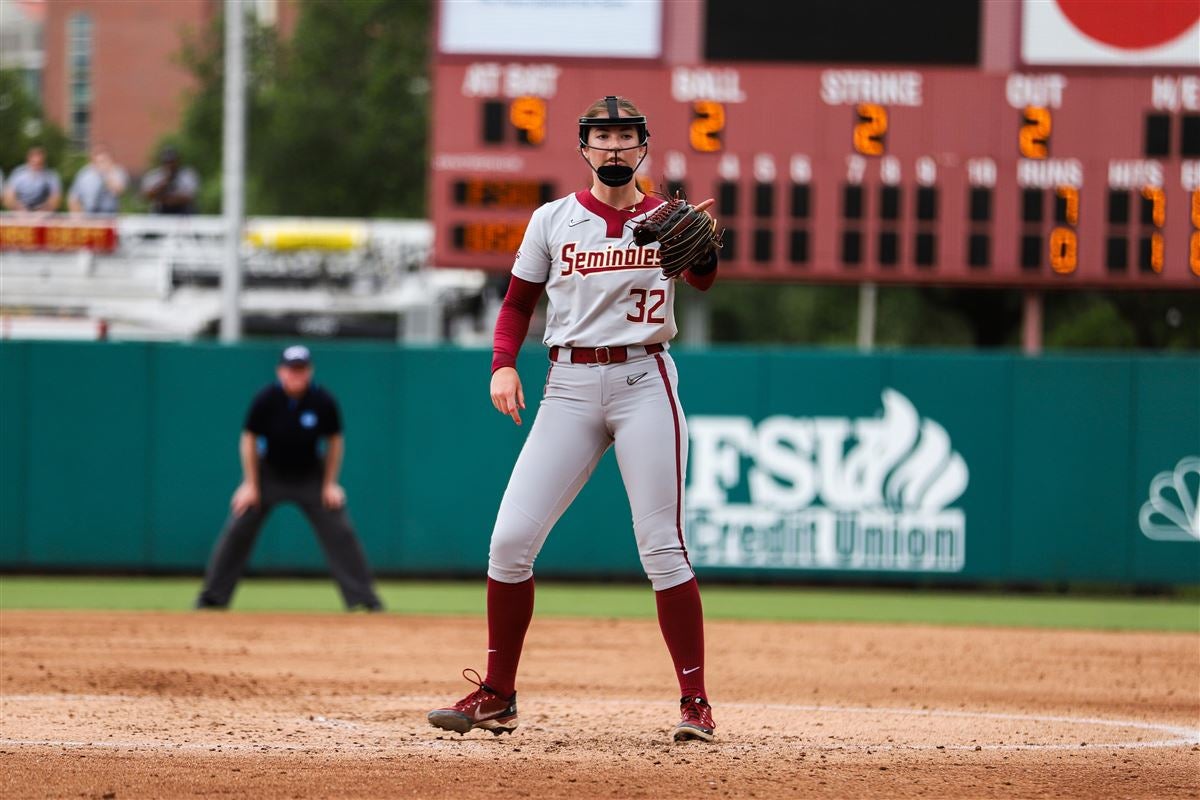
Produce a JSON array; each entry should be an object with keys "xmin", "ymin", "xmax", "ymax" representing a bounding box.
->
[
  {"xmin": 673, "ymin": 696, "xmax": 716, "ymax": 742},
  {"xmin": 427, "ymin": 668, "xmax": 518, "ymax": 736}
]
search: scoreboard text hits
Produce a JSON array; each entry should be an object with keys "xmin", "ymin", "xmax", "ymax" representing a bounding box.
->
[{"xmin": 429, "ymin": 64, "xmax": 1200, "ymax": 289}]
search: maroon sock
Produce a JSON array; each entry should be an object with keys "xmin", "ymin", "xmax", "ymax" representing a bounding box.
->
[
  {"xmin": 483, "ymin": 576, "xmax": 534, "ymax": 697},
  {"xmin": 655, "ymin": 577, "xmax": 707, "ymax": 699}
]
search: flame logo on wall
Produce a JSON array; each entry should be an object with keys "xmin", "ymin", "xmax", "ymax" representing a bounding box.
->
[
  {"xmin": 1139, "ymin": 456, "xmax": 1200, "ymax": 543},
  {"xmin": 870, "ymin": 389, "xmax": 970, "ymax": 512}
]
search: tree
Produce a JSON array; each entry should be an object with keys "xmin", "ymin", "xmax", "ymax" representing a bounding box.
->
[
  {"xmin": 0, "ymin": 70, "xmax": 71, "ymax": 180},
  {"xmin": 168, "ymin": 10, "xmax": 281, "ymax": 214},
  {"xmin": 916, "ymin": 288, "xmax": 1024, "ymax": 348},
  {"xmin": 167, "ymin": 0, "xmax": 430, "ymax": 217},
  {"xmin": 709, "ymin": 284, "xmax": 857, "ymax": 344},
  {"xmin": 256, "ymin": 0, "xmax": 431, "ymax": 217},
  {"xmin": 1106, "ymin": 292, "xmax": 1200, "ymax": 350}
]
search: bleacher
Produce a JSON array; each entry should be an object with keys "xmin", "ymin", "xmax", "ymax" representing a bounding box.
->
[{"xmin": 0, "ymin": 213, "xmax": 492, "ymax": 342}]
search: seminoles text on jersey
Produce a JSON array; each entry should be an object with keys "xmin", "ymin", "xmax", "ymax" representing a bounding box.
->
[{"xmin": 559, "ymin": 240, "xmax": 662, "ymax": 276}]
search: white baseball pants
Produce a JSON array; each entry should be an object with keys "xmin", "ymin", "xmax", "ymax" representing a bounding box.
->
[{"xmin": 488, "ymin": 350, "xmax": 695, "ymax": 591}]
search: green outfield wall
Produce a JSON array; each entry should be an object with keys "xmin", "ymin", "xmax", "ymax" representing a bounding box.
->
[{"xmin": 1, "ymin": 341, "xmax": 1197, "ymax": 586}]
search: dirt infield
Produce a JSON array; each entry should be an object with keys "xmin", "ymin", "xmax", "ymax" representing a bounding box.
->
[{"xmin": 1, "ymin": 610, "xmax": 1197, "ymax": 799}]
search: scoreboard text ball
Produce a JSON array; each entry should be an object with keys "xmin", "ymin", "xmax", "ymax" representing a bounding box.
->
[{"xmin": 429, "ymin": 63, "xmax": 1200, "ymax": 289}]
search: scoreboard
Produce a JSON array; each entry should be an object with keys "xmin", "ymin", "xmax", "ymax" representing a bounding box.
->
[{"xmin": 429, "ymin": 41, "xmax": 1200, "ymax": 290}]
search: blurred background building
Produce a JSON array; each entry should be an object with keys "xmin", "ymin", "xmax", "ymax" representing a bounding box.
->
[{"xmin": 4, "ymin": 0, "xmax": 298, "ymax": 172}]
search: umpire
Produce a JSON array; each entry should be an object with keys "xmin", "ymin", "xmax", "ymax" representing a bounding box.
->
[{"xmin": 195, "ymin": 345, "xmax": 384, "ymax": 611}]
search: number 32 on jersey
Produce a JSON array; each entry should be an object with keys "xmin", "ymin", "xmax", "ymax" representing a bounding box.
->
[{"xmin": 628, "ymin": 288, "xmax": 666, "ymax": 323}]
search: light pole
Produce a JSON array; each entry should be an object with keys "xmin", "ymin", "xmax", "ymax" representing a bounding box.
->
[{"xmin": 220, "ymin": 0, "xmax": 246, "ymax": 342}]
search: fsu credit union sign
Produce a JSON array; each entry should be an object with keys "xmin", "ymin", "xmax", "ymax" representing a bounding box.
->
[{"xmin": 686, "ymin": 390, "xmax": 969, "ymax": 573}]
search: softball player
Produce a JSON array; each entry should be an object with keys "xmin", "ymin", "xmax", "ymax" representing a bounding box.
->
[{"xmin": 428, "ymin": 96, "xmax": 719, "ymax": 743}]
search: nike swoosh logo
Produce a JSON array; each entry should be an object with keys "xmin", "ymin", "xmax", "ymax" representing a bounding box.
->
[
  {"xmin": 568, "ymin": 218, "xmax": 588, "ymax": 227},
  {"xmin": 626, "ymin": 372, "xmax": 648, "ymax": 386},
  {"xmin": 682, "ymin": 666, "xmax": 701, "ymax": 675}
]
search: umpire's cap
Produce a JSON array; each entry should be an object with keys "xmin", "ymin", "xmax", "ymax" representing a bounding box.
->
[{"xmin": 279, "ymin": 345, "xmax": 312, "ymax": 367}]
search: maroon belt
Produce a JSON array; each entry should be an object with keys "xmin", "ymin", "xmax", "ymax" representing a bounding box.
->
[{"xmin": 549, "ymin": 343, "xmax": 664, "ymax": 365}]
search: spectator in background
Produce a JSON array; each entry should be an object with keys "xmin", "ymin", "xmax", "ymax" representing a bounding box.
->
[
  {"xmin": 2, "ymin": 146, "xmax": 62, "ymax": 214},
  {"xmin": 140, "ymin": 145, "xmax": 199, "ymax": 214},
  {"xmin": 68, "ymin": 143, "xmax": 128, "ymax": 216},
  {"xmin": 195, "ymin": 345, "xmax": 384, "ymax": 612}
]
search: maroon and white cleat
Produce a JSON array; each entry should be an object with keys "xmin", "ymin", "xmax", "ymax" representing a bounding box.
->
[
  {"xmin": 673, "ymin": 695, "xmax": 715, "ymax": 742},
  {"xmin": 427, "ymin": 668, "xmax": 518, "ymax": 736}
]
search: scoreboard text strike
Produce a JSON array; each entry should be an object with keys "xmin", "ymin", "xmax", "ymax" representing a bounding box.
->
[{"xmin": 429, "ymin": 64, "xmax": 1200, "ymax": 289}]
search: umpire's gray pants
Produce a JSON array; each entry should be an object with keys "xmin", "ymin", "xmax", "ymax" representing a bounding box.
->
[{"xmin": 197, "ymin": 466, "xmax": 381, "ymax": 609}]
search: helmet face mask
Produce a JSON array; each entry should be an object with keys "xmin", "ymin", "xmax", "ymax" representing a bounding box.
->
[{"xmin": 579, "ymin": 96, "xmax": 649, "ymax": 188}]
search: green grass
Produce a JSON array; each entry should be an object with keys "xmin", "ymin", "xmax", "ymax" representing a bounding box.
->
[{"xmin": 1, "ymin": 576, "xmax": 1197, "ymax": 632}]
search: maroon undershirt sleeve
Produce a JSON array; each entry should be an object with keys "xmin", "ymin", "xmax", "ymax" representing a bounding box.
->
[
  {"xmin": 491, "ymin": 275, "xmax": 546, "ymax": 373},
  {"xmin": 681, "ymin": 264, "xmax": 717, "ymax": 292},
  {"xmin": 680, "ymin": 247, "xmax": 719, "ymax": 291}
]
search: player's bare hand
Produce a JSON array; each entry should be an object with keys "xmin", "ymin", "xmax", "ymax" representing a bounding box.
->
[
  {"xmin": 231, "ymin": 482, "xmax": 260, "ymax": 516},
  {"xmin": 322, "ymin": 483, "xmax": 346, "ymax": 510},
  {"xmin": 491, "ymin": 367, "xmax": 526, "ymax": 425}
]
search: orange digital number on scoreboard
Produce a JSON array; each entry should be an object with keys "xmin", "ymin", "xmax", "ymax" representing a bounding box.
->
[
  {"xmin": 453, "ymin": 179, "xmax": 551, "ymax": 209},
  {"xmin": 1020, "ymin": 106, "xmax": 1051, "ymax": 160},
  {"xmin": 689, "ymin": 101, "xmax": 724, "ymax": 153},
  {"xmin": 1142, "ymin": 187, "xmax": 1165, "ymax": 228},
  {"xmin": 1191, "ymin": 190, "xmax": 1200, "ymax": 276},
  {"xmin": 454, "ymin": 222, "xmax": 527, "ymax": 254},
  {"xmin": 510, "ymin": 97, "xmax": 546, "ymax": 145},
  {"xmin": 1148, "ymin": 233, "xmax": 1164, "ymax": 273},
  {"xmin": 1056, "ymin": 186, "xmax": 1079, "ymax": 226},
  {"xmin": 853, "ymin": 103, "xmax": 887, "ymax": 156},
  {"xmin": 1142, "ymin": 187, "xmax": 1166, "ymax": 272},
  {"xmin": 1049, "ymin": 227, "xmax": 1077, "ymax": 274}
]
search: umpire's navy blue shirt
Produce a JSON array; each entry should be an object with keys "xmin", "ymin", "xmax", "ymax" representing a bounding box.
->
[{"xmin": 244, "ymin": 383, "xmax": 342, "ymax": 477}]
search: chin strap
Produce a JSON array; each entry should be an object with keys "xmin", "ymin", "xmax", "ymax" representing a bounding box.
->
[{"xmin": 581, "ymin": 147, "xmax": 648, "ymax": 187}]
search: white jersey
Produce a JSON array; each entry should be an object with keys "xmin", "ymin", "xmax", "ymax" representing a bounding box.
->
[{"xmin": 512, "ymin": 190, "xmax": 675, "ymax": 348}]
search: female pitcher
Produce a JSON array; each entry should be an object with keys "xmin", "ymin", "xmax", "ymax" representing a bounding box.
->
[{"xmin": 428, "ymin": 96, "xmax": 720, "ymax": 742}]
